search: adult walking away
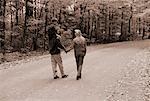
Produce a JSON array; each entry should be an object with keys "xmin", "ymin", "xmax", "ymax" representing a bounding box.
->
[
  {"xmin": 68, "ymin": 29, "xmax": 87, "ymax": 80},
  {"xmin": 48, "ymin": 26, "xmax": 68, "ymax": 79}
]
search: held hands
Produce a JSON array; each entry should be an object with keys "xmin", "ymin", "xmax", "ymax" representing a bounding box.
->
[
  {"xmin": 65, "ymin": 49, "xmax": 70, "ymax": 53},
  {"xmin": 64, "ymin": 48, "xmax": 71, "ymax": 53},
  {"xmin": 65, "ymin": 50, "xmax": 68, "ymax": 53}
]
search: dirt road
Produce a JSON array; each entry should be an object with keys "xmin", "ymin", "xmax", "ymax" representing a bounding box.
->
[{"xmin": 0, "ymin": 40, "xmax": 149, "ymax": 101}]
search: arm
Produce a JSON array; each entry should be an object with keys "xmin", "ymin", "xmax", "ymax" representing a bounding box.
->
[
  {"xmin": 83, "ymin": 38, "xmax": 87, "ymax": 54},
  {"xmin": 56, "ymin": 39, "xmax": 66, "ymax": 52},
  {"xmin": 66, "ymin": 41, "xmax": 74, "ymax": 52},
  {"xmin": 84, "ymin": 43, "xmax": 87, "ymax": 54}
]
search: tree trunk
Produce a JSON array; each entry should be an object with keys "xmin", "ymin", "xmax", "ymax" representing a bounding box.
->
[
  {"xmin": 138, "ymin": 18, "xmax": 141, "ymax": 35},
  {"xmin": 1, "ymin": 0, "xmax": 6, "ymax": 62},
  {"xmin": 33, "ymin": 0, "xmax": 37, "ymax": 51},
  {"xmin": 15, "ymin": 0, "xmax": 19, "ymax": 25},
  {"xmin": 87, "ymin": 10, "xmax": 90, "ymax": 39},
  {"xmin": 128, "ymin": 17, "xmax": 131, "ymax": 34},
  {"xmin": 52, "ymin": 4, "xmax": 55, "ymax": 17},
  {"xmin": 10, "ymin": 1, "xmax": 13, "ymax": 47},
  {"xmin": 119, "ymin": 11, "xmax": 124, "ymax": 41},
  {"xmin": 44, "ymin": 2, "xmax": 48, "ymax": 51},
  {"xmin": 128, "ymin": 6, "xmax": 133, "ymax": 34},
  {"xmin": 23, "ymin": 0, "xmax": 28, "ymax": 49},
  {"xmin": 59, "ymin": 9, "xmax": 62, "ymax": 24},
  {"xmin": 108, "ymin": 11, "xmax": 111, "ymax": 36}
]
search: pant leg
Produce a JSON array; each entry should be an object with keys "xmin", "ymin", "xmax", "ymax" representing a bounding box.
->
[
  {"xmin": 78, "ymin": 56, "xmax": 84, "ymax": 66},
  {"xmin": 55, "ymin": 54, "xmax": 65, "ymax": 76},
  {"xmin": 75, "ymin": 56, "xmax": 80, "ymax": 71},
  {"xmin": 77, "ymin": 56, "xmax": 84, "ymax": 76},
  {"xmin": 51, "ymin": 55, "xmax": 58, "ymax": 77}
]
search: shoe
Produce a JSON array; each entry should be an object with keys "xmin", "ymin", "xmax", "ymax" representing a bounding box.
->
[
  {"xmin": 76, "ymin": 75, "xmax": 81, "ymax": 80},
  {"xmin": 54, "ymin": 75, "xmax": 59, "ymax": 79},
  {"xmin": 62, "ymin": 75, "xmax": 68, "ymax": 78},
  {"xmin": 79, "ymin": 74, "xmax": 81, "ymax": 78},
  {"xmin": 76, "ymin": 76, "xmax": 79, "ymax": 80}
]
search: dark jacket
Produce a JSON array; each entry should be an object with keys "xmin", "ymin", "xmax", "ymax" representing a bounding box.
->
[{"xmin": 48, "ymin": 26, "xmax": 65, "ymax": 55}]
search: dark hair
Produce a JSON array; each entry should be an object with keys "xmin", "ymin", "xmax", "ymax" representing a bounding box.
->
[{"xmin": 48, "ymin": 26, "xmax": 57, "ymax": 39}]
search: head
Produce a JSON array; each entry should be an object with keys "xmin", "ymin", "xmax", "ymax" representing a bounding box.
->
[
  {"xmin": 51, "ymin": 17, "xmax": 58, "ymax": 25},
  {"xmin": 74, "ymin": 29, "xmax": 82, "ymax": 37},
  {"xmin": 48, "ymin": 26, "xmax": 57, "ymax": 39}
]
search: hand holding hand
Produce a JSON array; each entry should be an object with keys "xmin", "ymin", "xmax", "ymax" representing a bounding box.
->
[
  {"xmin": 65, "ymin": 50, "xmax": 68, "ymax": 53},
  {"xmin": 65, "ymin": 49, "xmax": 70, "ymax": 53}
]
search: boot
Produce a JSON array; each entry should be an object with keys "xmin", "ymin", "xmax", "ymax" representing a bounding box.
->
[
  {"xmin": 76, "ymin": 75, "xmax": 81, "ymax": 80},
  {"xmin": 54, "ymin": 75, "xmax": 59, "ymax": 79},
  {"xmin": 62, "ymin": 74, "xmax": 68, "ymax": 78},
  {"xmin": 76, "ymin": 76, "xmax": 80, "ymax": 80}
]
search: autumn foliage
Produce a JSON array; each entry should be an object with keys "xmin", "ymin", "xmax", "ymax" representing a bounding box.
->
[{"xmin": 0, "ymin": 0, "xmax": 150, "ymax": 59}]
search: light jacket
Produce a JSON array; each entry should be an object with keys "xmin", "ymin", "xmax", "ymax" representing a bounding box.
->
[{"xmin": 73, "ymin": 35, "xmax": 86, "ymax": 56}]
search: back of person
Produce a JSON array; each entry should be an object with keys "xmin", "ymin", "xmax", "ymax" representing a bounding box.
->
[
  {"xmin": 48, "ymin": 26, "xmax": 58, "ymax": 55},
  {"xmin": 72, "ymin": 29, "xmax": 87, "ymax": 80},
  {"xmin": 73, "ymin": 36, "xmax": 86, "ymax": 56},
  {"xmin": 48, "ymin": 26, "xmax": 65, "ymax": 55},
  {"xmin": 48, "ymin": 25, "xmax": 68, "ymax": 79},
  {"xmin": 49, "ymin": 38, "xmax": 61, "ymax": 55}
]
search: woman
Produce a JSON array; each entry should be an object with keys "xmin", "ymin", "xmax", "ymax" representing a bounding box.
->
[{"xmin": 68, "ymin": 29, "xmax": 87, "ymax": 80}]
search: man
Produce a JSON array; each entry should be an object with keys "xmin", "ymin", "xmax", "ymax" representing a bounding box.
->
[
  {"xmin": 68, "ymin": 29, "xmax": 87, "ymax": 80},
  {"xmin": 48, "ymin": 26, "xmax": 68, "ymax": 79}
]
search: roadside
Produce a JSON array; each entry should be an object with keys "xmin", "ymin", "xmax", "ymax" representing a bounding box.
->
[
  {"xmin": 0, "ymin": 51, "xmax": 49, "ymax": 70},
  {"xmin": 105, "ymin": 47, "xmax": 150, "ymax": 101}
]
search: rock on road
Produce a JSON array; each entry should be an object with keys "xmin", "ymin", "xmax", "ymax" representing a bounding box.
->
[{"xmin": 0, "ymin": 40, "xmax": 150, "ymax": 101}]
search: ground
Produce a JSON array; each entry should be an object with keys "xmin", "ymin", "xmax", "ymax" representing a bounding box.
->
[{"xmin": 0, "ymin": 40, "xmax": 150, "ymax": 101}]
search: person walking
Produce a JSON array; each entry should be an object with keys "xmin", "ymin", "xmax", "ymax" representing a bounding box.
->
[
  {"xmin": 48, "ymin": 26, "xmax": 68, "ymax": 79},
  {"xmin": 68, "ymin": 29, "xmax": 87, "ymax": 80}
]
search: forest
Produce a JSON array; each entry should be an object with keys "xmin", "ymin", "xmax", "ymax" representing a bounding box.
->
[{"xmin": 0, "ymin": 0, "xmax": 150, "ymax": 63}]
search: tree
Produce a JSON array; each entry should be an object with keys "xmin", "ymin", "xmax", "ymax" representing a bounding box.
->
[
  {"xmin": 15, "ymin": 0, "xmax": 19, "ymax": 25},
  {"xmin": 0, "ymin": 0, "xmax": 6, "ymax": 61},
  {"xmin": 0, "ymin": 0, "xmax": 149, "ymax": 64}
]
